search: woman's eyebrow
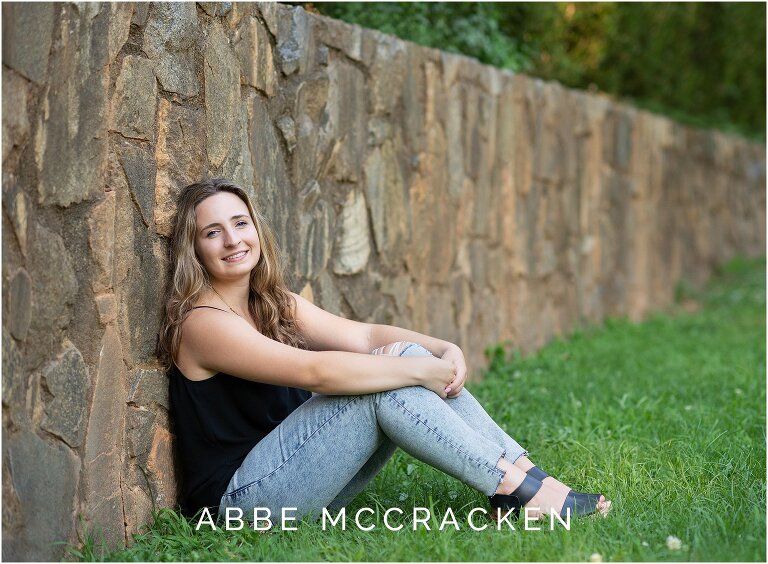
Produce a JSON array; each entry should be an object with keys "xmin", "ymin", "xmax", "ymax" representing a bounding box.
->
[{"xmin": 199, "ymin": 214, "xmax": 249, "ymax": 233}]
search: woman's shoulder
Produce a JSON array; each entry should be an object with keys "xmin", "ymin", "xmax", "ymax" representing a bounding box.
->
[
  {"xmin": 179, "ymin": 303, "xmax": 232, "ymax": 333},
  {"xmin": 188, "ymin": 304, "xmax": 229, "ymax": 313},
  {"xmin": 180, "ymin": 301, "xmax": 239, "ymax": 340},
  {"xmin": 176, "ymin": 302, "xmax": 235, "ymax": 381}
]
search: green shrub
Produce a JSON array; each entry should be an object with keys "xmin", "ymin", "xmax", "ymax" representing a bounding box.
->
[{"xmin": 307, "ymin": 2, "xmax": 765, "ymax": 141}]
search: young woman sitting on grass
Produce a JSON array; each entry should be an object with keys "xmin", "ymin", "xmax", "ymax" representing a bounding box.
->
[{"xmin": 157, "ymin": 178, "xmax": 612, "ymax": 526}]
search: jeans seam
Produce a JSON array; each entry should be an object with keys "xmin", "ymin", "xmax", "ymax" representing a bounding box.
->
[
  {"xmin": 384, "ymin": 389, "xmax": 504, "ymax": 480},
  {"xmin": 493, "ymin": 450, "xmax": 508, "ymax": 495},
  {"xmin": 223, "ymin": 395, "xmax": 362, "ymax": 499}
]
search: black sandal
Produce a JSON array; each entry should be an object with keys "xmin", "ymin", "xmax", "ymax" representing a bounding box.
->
[
  {"xmin": 489, "ymin": 465, "xmax": 609, "ymax": 519},
  {"xmin": 526, "ymin": 465, "xmax": 608, "ymax": 513},
  {"xmin": 525, "ymin": 464, "xmax": 550, "ymax": 482},
  {"xmin": 532, "ymin": 465, "xmax": 609, "ymax": 516}
]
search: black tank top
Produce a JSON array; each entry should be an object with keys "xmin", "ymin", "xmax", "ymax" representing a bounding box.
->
[{"xmin": 168, "ymin": 306, "xmax": 312, "ymax": 518}]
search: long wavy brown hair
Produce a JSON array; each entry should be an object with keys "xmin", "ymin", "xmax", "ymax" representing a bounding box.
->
[{"xmin": 157, "ymin": 178, "xmax": 308, "ymax": 370}]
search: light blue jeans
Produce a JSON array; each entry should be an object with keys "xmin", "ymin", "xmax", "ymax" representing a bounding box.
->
[{"xmin": 217, "ymin": 343, "xmax": 528, "ymax": 522}]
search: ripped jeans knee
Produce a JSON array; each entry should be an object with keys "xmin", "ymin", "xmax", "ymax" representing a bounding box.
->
[{"xmin": 370, "ymin": 341, "xmax": 433, "ymax": 357}]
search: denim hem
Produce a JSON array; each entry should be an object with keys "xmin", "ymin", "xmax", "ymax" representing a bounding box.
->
[{"xmin": 490, "ymin": 449, "xmax": 508, "ymax": 496}]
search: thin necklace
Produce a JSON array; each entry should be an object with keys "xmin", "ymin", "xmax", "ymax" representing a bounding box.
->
[{"xmin": 210, "ymin": 286, "xmax": 243, "ymax": 318}]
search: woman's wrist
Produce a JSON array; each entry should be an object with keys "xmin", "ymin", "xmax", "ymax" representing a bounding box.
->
[
  {"xmin": 437, "ymin": 341, "xmax": 459, "ymax": 357},
  {"xmin": 408, "ymin": 356, "xmax": 429, "ymax": 386}
]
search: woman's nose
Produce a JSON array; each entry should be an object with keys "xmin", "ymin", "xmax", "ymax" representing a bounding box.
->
[{"xmin": 223, "ymin": 228, "xmax": 241, "ymax": 246}]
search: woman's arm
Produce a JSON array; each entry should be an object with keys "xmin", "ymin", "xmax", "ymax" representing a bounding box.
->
[
  {"xmin": 181, "ymin": 308, "xmax": 456, "ymax": 397},
  {"xmin": 287, "ymin": 292, "xmax": 463, "ymax": 396},
  {"xmin": 368, "ymin": 324, "xmax": 457, "ymax": 357},
  {"xmin": 290, "ymin": 291, "xmax": 458, "ymax": 356},
  {"xmin": 289, "ymin": 292, "xmax": 371, "ymax": 353},
  {"xmin": 312, "ymin": 350, "xmax": 454, "ymax": 397}
]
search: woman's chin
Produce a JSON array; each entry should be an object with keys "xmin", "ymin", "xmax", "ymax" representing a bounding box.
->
[{"xmin": 212, "ymin": 265, "xmax": 254, "ymax": 281}]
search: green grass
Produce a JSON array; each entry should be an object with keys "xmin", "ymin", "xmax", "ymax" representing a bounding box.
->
[{"xmin": 71, "ymin": 257, "xmax": 766, "ymax": 561}]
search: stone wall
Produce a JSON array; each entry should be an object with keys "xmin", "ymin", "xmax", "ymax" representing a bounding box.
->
[{"xmin": 1, "ymin": 2, "xmax": 764, "ymax": 559}]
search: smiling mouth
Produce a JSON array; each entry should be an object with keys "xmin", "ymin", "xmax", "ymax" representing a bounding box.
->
[{"xmin": 222, "ymin": 250, "xmax": 248, "ymax": 262}]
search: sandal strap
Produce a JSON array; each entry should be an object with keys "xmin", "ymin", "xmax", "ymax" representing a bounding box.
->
[
  {"xmin": 526, "ymin": 465, "xmax": 550, "ymax": 482},
  {"xmin": 574, "ymin": 492, "xmax": 603, "ymax": 507},
  {"xmin": 572, "ymin": 492, "xmax": 603, "ymax": 516},
  {"xmin": 560, "ymin": 492, "xmax": 576, "ymax": 519},
  {"xmin": 560, "ymin": 491, "xmax": 603, "ymax": 518},
  {"xmin": 509, "ymin": 473, "xmax": 542, "ymax": 506},
  {"xmin": 489, "ymin": 474, "xmax": 543, "ymax": 510}
]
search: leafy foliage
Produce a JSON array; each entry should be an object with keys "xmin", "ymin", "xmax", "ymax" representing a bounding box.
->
[{"xmin": 305, "ymin": 2, "xmax": 765, "ymax": 140}]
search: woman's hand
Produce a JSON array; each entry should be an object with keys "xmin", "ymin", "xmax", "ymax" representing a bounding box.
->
[
  {"xmin": 441, "ymin": 344, "xmax": 467, "ymax": 398},
  {"xmin": 412, "ymin": 356, "xmax": 456, "ymax": 399}
]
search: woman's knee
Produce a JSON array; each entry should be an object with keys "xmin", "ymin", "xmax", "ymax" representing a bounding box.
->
[
  {"xmin": 399, "ymin": 343, "xmax": 434, "ymax": 357},
  {"xmin": 371, "ymin": 341, "xmax": 434, "ymax": 358},
  {"xmin": 371, "ymin": 341, "xmax": 415, "ymax": 356},
  {"xmin": 381, "ymin": 384, "xmax": 436, "ymax": 406}
]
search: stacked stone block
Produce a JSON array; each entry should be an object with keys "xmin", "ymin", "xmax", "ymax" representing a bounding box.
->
[{"xmin": 1, "ymin": 2, "xmax": 764, "ymax": 559}]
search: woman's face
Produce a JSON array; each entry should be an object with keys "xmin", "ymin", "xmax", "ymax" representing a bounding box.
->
[{"xmin": 193, "ymin": 191, "xmax": 261, "ymax": 282}]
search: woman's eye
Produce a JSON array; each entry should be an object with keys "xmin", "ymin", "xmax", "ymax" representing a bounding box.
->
[
  {"xmin": 236, "ymin": 221, "xmax": 248, "ymax": 227},
  {"xmin": 206, "ymin": 230, "xmax": 219, "ymax": 238}
]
